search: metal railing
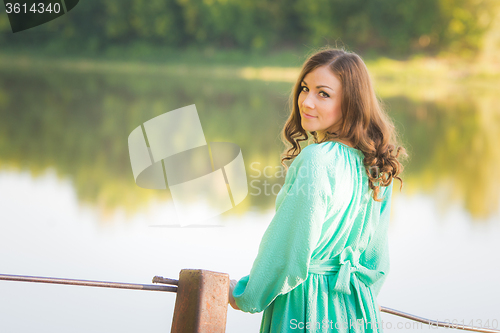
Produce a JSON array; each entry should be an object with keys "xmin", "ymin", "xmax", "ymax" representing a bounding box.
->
[
  {"xmin": 380, "ymin": 306, "xmax": 500, "ymax": 333},
  {"xmin": 0, "ymin": 273, "xmax": 178, "ymax": 292},
  {"xmin": 1, "ymin": 272, "xmax": 498, "ymax": 333},
  {"xmin": 0, "ymin": 270, "xmax": 229, "ymax": 333}
]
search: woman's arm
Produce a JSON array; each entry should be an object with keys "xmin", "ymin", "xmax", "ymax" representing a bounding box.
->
[
  {"xmin": 231, "ymin": 146, "xmax": 336, "ymax": 313},
  {"xmin": 362, "ymin": 182, "xmax": 393, "ymax": 300}
]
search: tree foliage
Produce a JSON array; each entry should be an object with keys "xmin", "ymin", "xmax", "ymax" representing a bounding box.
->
[{"xmin": 0, "ymin": 0, "xmax": 498, "ymax": 57}]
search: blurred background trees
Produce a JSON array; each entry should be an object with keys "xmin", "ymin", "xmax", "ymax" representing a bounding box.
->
[{"xmin": 0, "ymin": 0, "xmax": 499, "ymax": 60}]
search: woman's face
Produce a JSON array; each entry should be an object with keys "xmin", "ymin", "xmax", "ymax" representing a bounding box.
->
[{"xmin": 298, "ymin": 65, "xmax": 343, "ymax": 139}]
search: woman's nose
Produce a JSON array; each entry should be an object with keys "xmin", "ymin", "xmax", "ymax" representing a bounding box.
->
[{"xmin": 302, "ymin": 94, "xmax": 315, "ymax": 109}]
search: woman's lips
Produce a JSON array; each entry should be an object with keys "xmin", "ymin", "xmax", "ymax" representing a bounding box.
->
[{"xmin": 302, "ymin": 112, "xmax": 317, "ymax": 119}]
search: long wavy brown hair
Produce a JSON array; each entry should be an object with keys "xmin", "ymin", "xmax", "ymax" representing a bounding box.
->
[{"xmin": 280, "ymin": 47, "xmax": 409, "ymax": 202}]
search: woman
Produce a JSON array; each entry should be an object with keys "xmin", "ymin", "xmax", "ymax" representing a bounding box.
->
[{"xmin": 229, "ymin": 47, "xmax": 407, "ymax": 332}]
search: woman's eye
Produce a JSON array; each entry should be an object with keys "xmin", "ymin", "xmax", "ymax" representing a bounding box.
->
[
  {"xmin": 300, "ymin": 86, "xmax": 330, "ymax": 98},
  {"xmin": 300, "ymin": 85, "xmax": 329, "ymax": 98}
]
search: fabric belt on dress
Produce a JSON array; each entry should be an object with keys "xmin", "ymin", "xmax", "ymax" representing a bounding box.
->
[{"xmin": 308, "ymin": 247, "xmax": 385, "ymax": 321}]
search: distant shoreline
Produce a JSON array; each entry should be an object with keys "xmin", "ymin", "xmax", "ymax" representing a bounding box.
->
[{"xmin": 1, "ymin": 49, "xmax": 499, "ymax": 84}]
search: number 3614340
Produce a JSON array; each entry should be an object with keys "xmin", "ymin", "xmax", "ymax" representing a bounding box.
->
[{"xmin": 5, "ymin": 2, "xmax": 62, "ymax": 14}]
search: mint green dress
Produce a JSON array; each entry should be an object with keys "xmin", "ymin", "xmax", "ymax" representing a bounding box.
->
[{"xmin": 233, "ymin": 141, "xmax": 393, "ymax": 332}]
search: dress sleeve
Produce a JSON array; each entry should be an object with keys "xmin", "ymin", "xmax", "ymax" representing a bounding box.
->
[
  {"xmin": 364, "ymin": 182, "xmax": 393, "ymax": 298},
  {"xmin": 232, "ymin": 146, "xmax": 335, "ymax": 313}
]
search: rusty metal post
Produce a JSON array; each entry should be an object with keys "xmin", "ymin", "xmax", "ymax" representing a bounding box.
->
[{"xmin": 170, "ymin": 269, "xmax": 229, "ymax": 333}]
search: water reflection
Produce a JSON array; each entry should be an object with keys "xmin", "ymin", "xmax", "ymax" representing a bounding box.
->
[{"xmin": 0, "ymin": 66, "xmax": 498, "ymax": 220}]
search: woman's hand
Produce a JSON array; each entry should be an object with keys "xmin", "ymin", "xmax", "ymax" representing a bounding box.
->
[{"xmin": 228, "ymin": 279, "xmax": 240, "ymax": 310}]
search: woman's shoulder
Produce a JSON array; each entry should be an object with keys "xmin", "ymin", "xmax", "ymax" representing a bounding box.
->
[
  {"xmin": 292, "ymin": 143, "xmax": 331, "ymax": 167},
  {"xmin": 287, "ymin": 142, "xmax": 345, "ymax": 177}
]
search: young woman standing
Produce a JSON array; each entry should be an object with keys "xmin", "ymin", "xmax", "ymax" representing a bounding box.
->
[{"xmin": 229, "ymin": 47, "xmax": 408, "ymax": 333}]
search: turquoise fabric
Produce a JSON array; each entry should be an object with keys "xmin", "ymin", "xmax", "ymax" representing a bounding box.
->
[{"xmin": 233, "ymin": 141, "xmax": 393, "ymax": 332}]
